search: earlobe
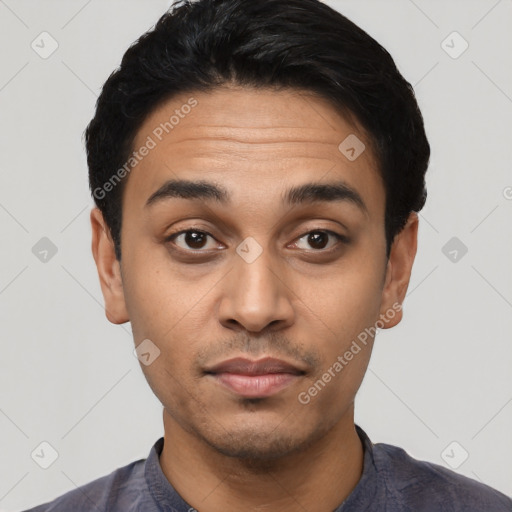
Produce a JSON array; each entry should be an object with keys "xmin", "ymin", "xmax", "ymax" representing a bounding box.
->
[
  {"xmin": 90, "ymin": 208, "xmax": 130, "ymax": 324},
  {"xmin": 379, "ymin": 212, "xmax": 419, "ymax": 329}
]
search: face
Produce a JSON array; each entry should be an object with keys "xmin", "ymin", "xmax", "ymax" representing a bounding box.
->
[{"xmin": 91, "ymin": 85, "xmax": 417, "ymax": 460}]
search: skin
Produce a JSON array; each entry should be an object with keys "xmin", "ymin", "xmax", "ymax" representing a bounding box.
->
[{"xmin": 91, "ymin": 84, "xmax": 418, "ymax": 512}]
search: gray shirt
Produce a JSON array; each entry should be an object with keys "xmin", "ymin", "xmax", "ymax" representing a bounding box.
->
[{"xmin": 23, "ymin": 425, "xmax": 512, "ymax": 511}]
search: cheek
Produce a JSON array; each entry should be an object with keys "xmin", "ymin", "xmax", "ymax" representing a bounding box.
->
[
  {"xmin": 122, "ymin": 251, "xmax": 214, "ymax": 381},
  {"xmin": 290, "ymin": 255, "xmax": 385, "ymax": 403},
  {"xmin": 295, "ymin": 257, "xmax": 384, "ymax": 339},
  {"xmin": 121, "ymin": 241, "xmax": 191, "ymax": 337},
  {"xmin": 138, "ymin": 360, "xmax": 190, "ymax": 421}
]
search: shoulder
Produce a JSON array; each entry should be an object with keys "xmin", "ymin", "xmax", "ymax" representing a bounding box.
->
[
  {"xmin": 22, "ymin": 458, "xmax": 147, "ymax": 512},
  {"xmin": 373, "ymin": 441, "xmax": 512, "ymax": 512}
]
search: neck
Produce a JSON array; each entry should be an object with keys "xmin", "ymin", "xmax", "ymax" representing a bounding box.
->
[{"xmin": 159, "ymin": 407, "xmax": 364, "ymax": 512}]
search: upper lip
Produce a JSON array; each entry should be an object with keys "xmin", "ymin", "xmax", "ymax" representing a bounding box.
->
[{"xmin": 205, "ymin": 357, "xmax": 305, "ymax": 376}]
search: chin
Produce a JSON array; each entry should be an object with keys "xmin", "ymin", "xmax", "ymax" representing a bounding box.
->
[
  {"xmin": 198, "ymin": 419, "xmax": 329, "ymax": 462},
  {"xmin": 208, "ymin": 436, "xmax": 300, "ymax": 461}
]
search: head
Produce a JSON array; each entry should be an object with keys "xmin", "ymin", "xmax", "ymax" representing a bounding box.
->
[{"xmin": 87, "ymin": 0, "xmax": 429, "ymax": 460}]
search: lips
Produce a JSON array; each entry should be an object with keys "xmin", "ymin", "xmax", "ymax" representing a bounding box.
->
[
  {"xmin": 205, "ymin": 357, "xmax": 304, "ymax": 376},
  {"xmin": 205, "ymin": 357, "xmax": 305, "ymax": 398}
]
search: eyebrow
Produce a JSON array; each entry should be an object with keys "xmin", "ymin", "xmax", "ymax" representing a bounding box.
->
[{"xmin": 144, "ymin": 178, "xmax": 368, "ymax": 214}]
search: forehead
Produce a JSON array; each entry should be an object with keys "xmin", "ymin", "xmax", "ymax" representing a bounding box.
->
[{"xmin": 124, "ymin": 85, "xmax": 383, "ymax": 217}]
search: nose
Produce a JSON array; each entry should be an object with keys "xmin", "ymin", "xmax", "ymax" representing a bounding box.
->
[{"xmin": 218, "ymin": 242, "xmax": 295, "ymax": 333}]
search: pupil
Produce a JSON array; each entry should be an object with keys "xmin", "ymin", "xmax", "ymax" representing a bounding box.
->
[
  {"xmin": 309, "ymin": 232, "xmax": 327, "ymax": 249},
  {"xmin": 186, "ymin": 231, "xmax": 205, "ymax": 249}
]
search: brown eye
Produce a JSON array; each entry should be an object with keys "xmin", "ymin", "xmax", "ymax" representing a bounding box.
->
[
  {"xmin": 294, "ymin": 230, "xmax": 347, "ymax": 251},
  {"xmin": 306, "ymin": 232, "xmax": 329, "ymax": 250},
  {"xmin": 166, "ymin": 230, "xmax": 218, "ymax": 251}
]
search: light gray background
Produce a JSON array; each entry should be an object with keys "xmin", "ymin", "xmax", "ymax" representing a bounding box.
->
[{"xmin": 1, "ymin": 0, "xmax": 511, "ymax": 510}]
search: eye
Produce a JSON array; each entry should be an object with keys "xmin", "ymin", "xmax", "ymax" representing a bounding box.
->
[
  {"xmin": 165, "ymin": 229, "xmax": 221, "ymax": 251},
  {"xmin": 292, "ymin": 230, "xmax": 348, "ymax": 251}
]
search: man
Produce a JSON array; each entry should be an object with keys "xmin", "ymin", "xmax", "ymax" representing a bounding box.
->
[{"xmin": 25, "ymin": 0, "xmax": 512, "ymax": 510}]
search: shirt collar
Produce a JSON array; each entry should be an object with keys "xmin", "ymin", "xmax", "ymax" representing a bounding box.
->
[
  {"xmin": 144, "ymin": 436, "xmax": 193, "ymax": 511},
  {"xmin": 335, "ymin": 424, "xmax": 381, "ymax": 511}
]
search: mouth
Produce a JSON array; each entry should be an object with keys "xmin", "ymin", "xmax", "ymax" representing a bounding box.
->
[{"xmin": 204, "ymin": 357, "xmax": 306, "ymax": 399}]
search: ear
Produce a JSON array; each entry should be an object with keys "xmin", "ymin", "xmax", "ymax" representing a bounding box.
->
[
  {"xmin": 379, "ymin": 212, "xmax": 419, "ymax": 328},
  {"xmin": 90, "ymin": 208, "xmax": 129, "ymax": 324}
]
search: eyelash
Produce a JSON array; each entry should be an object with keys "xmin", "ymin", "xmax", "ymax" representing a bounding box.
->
[{"xmin": 164, "ymin": 227, "xmax": 349, "ymax": 255}]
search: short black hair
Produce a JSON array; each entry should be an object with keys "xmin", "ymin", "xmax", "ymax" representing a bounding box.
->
[{"xmin": 85, "ymin": 0, "xmax": 430, "ymax": 261}]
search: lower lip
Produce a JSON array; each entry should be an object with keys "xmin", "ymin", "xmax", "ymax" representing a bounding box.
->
[{"xmin": 211, "ymin": 373, "xmax": 300, "ymax": 398}]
